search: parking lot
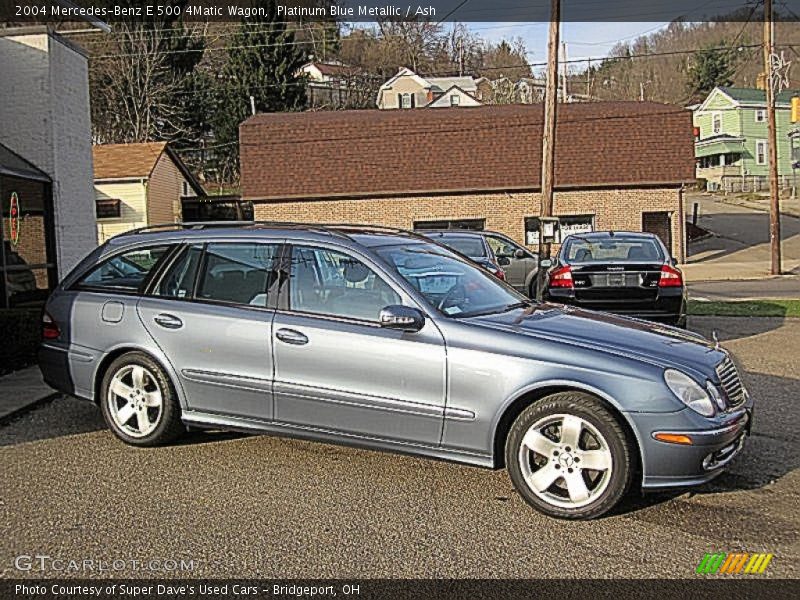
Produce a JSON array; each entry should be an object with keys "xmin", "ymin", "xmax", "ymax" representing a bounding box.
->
[{"xmin": 2, "ymin": 315, "xmax": 798, "ymax": 579}]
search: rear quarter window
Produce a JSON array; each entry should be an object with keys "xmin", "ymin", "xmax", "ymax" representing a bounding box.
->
[{"xmin": 75, "ymin": 245, "xmax": 172, "ymax": 293}]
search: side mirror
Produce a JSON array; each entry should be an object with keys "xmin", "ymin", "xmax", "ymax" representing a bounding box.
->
[
  {"xmin": 513, "ymin": 248, "xmax": 526, "ymax": 259},
  {"xmin": 379, "ymin": 305, "xmax": 425, "ymax": 332}
]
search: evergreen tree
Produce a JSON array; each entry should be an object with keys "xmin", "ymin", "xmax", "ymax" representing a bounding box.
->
[
  {"xmin": 211, "ymin": 0, "xmax": 309, "ymax": 183},
  {"xmin": 687, "ymin": 43, "xmax": 737, "ymax": 101}
]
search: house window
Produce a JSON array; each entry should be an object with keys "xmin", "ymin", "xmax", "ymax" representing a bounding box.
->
[
  {"xmin": 95, "ymin": 199, "xmax": 121, "ymax": 219},
  {"xmin": 400, "ymin": 93, "xmax": 413, "ymax": 109},
  {"xmin": 414, "ymin": 219, "xmax": 485, "ymax": 231},
  {"xmin": 712, "ymin": 112, "xmax": 722, "ymax": 134},
  {"xmin": 450, "ymin": 94, "xmax": 460, "ymax": 107},
  {"xmin": 755, "ymin": 109, "xmax": 766, "ymax": 122},
  {"xmin": 756, "ymin": 140, "xmax": 768, "ymax": 165},
  {"xmin": 182, "ymin": 181, "xmax": 190, "ymax": 196},
  {"xmin": 525, "ymin": 215, "xmax": 594, "ymax": 246}
]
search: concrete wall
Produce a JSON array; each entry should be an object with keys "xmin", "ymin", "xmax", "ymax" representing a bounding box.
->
[
  {"xmin": 252, "ymin": 187, "xmax": 685, "ymax": 260},
  {"xmin": 0, "ymin": 30, "xmax": 96, "ymax": 278}
]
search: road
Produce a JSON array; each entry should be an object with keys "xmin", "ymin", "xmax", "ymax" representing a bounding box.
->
[
  {"xmin": 683, "ymin": 194, "xmax": 800, "ymax": 283},
  {"xmin": 689, "ymin": 277, "xmax": 800, "ymax": 301},
  {"xmin": 2, "ymin": 317, "xmax": 799, "ymax": 579}
]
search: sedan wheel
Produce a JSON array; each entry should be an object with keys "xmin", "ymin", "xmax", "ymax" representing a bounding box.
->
[
  {"xmin": 506, "ymin": 392, "xmax": 633, "ymax": 519},
  {"xmin": 100, "ymin": 352, "xmax": 185, "ymax": 446}
]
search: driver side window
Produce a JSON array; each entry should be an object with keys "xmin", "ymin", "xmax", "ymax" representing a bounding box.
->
[{"xmin": 289, "ymin": 246, "xmax": 400, "ymax": 322}]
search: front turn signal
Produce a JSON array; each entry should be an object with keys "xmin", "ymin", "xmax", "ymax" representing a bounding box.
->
[{"xmin": 653, "ymin": 432, "xmax": 693, "ymax": 445}]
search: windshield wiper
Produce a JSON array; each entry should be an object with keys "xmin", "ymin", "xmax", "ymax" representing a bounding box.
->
[{"xmin": 457, "ymin": 301, "xmax": 532, "ymax": 318}]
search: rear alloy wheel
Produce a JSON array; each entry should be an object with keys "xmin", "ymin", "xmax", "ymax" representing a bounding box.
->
[
  {"xmin": 100, "ymin": 352, "xmax": 184, "ymax": 446},
  {"xmin": 506, "ymin": 392, "xmax": 633, "ymax": 519}
]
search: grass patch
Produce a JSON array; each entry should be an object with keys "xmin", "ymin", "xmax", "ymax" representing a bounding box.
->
[{"xmin": 688, "ymin": 299, "xmax": 800, "ymax": 317}]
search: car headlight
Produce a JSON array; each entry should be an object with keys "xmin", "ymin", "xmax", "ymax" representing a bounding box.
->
[
  {"xmin": 664, "ymin": 369, "xmax": 716, "ymax": 417},
  {"xmin": 707, "ymin": 382, "xmax": 726, "ymax": 411}
]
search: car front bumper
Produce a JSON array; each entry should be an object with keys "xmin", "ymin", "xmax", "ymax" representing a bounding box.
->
[{"xmin": 633, "ymin": 401, "xmax": 753, "ymax": 490}]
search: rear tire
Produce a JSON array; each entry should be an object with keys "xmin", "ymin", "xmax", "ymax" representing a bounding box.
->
[
  {"xmin": 506, "ymin": 392, "xmax": 633, "ymax": 519},
  {"xmin": 100, "ymin": 352, "xmax": 185, "ymax": 446}
]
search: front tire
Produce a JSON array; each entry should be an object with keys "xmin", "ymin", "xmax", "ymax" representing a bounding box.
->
[
  {"xmin": 506, "ymin": 392, "xmax": 633, "ymax": 519},
  {"xmin": 100, "ymin": 352, "xmax": 185, "ymax": 446}
]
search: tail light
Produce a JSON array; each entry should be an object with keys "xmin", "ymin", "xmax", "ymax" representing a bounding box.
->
[
  {"xmin": 485, "ymin": 264, "xmax": 506, "ymax": 281},
  {"xmin": 658, "ymin": 265, "xmax": 683, "ymax": 287},
  {"xmin": 42, "ymin": 311, "xmax": 61, "ymax": 340},
  {"xmin": 548, "ymin": 265, "xmax": 573, "ymax": 288}
]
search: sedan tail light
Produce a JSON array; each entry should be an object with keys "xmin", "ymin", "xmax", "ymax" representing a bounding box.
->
[
  {"xmin": 548, "ymin": 265, "xmax": 573, "ymax": 289},
  {"xmin": 485, "ymin": 263, "xmax": 506, "ymax": 281},
  {"xmin": 42, "ymin": 311, "xmax": 61, "ymax": 340},
  {"xmin": 658, "ymin": 265, "xmax": 683, "ymax": 287}
]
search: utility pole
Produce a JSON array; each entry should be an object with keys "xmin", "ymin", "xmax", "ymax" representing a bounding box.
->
[
  {"xmin": 536, "ymin": 0, "xmax": 561, "ymax": 300},
  {"xmin": 561, "ymin": 41, "xmax": 568, "ymax": 101},
  {"xmin": 764, "ymin": 0, "xmax": 782, "ymax": 274}
]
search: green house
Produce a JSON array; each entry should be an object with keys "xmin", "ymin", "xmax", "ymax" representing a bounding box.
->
[{"xmin": 692, "ymin": 86, "xmax": 799, "ymax": 190}]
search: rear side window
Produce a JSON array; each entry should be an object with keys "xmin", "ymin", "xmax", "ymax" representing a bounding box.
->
[
  {"xmin": 437, "ymin": 236, "xmax": 487, "ymax": 257},
  {"xmin": 154, "ymin": 245, "xmax": 202, "ymax": 299},
  {"xmin": 196, "ymin": 243, "xmax": 280, "ymax": 307},
  {"xmin": 77, "ymin": 246, "xmax": 171, "ymax": 292}
]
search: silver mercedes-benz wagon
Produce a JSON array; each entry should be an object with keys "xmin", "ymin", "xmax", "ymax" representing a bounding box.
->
[{"xmin": 39, "ymin": 223, "xmax": 753, "ymax": 519}]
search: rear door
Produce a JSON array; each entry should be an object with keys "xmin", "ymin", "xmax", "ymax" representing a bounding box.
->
[{"xmin": 137, "ymin": 241, "xmax": 283, "ymax": 420}]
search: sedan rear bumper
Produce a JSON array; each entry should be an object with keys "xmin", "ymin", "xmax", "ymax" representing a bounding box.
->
[{"xmin": 547, "ymin": 288, "xmax": 685, "ymax": 323}]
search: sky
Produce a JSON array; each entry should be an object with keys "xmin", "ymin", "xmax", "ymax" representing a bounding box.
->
[{"xmin": 472, "ymin": 21, "xmax": 670, "ymax": 70}]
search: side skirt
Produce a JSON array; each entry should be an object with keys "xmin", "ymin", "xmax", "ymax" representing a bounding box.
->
[{"xmin": 182, "ymin": 410, "xmax": 495, "ymax": 469}]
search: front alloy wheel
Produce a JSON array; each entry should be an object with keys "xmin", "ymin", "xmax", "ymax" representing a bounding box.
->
[{"xmin": 507, "ymin": 392, "xmax": 633, "ymax": 519}]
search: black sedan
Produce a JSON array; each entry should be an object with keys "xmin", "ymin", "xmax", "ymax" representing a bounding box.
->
[{"xmin": 544, "ymin": 231, "xmax": 687, "ymax": 327}]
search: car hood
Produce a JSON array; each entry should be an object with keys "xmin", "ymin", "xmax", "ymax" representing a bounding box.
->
[{"xmin": 465, "ymin": 303, "xmax": 725, "ymax": 374}]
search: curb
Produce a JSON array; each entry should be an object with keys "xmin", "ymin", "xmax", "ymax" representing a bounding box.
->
[{"xmin": 0, "ymin": 392, "xmax": 61, "ymax": 426}]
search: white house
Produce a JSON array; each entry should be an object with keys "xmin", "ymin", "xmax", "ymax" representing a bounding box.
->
[
  {"xmin": 93, "ymin": 142, "xmax": 205, "ymax": 243},
  {"xmin": 376, "ymin": 67, "xmax": 483, "ymax": 109}
]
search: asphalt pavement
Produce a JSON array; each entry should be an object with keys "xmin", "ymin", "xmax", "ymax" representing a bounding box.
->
[{"xmin": 2, "ymin": 316, "xmax": 798, "ymax": 579}]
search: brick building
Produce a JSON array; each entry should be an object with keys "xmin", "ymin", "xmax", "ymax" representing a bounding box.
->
[{"xmin": 239, "ymin": 103, "xmax": 695, "ymax": 261}]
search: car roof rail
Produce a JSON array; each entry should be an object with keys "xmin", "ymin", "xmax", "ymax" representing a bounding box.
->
[{"xmin": 110, "ymin": 220, "xmax": 430, "ymax": 241}]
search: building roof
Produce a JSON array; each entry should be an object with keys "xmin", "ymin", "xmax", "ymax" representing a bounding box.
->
[
  {"xmin": 240, "ymin": 102, "xmax": 695, "ymax": 201},
  {"xmin": 93, "ymin": 142, "xmax": 205, "ymax": 195},
  {"xmin": 427, "ymin": 76, "xmax": 478, "ymax": 92},
  {"xmin": 717, "ymin": 86, "xmax": 800, "ymax": 106},
  {"xmin": 0, "ymin": 142, "xmax": 51, "ymax": 182},
  {"xmin": 93, "ymin": 142, "xmax": 168, "ymax": 180}
]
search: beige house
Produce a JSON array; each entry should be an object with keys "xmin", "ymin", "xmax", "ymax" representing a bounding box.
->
[
  {"xmin": 376, "ymin": 68, "xmax": 483, "ymax": 109},
  {"xmin": 93, "ymin": 142, "xmax": 204, "ymax": 243}
]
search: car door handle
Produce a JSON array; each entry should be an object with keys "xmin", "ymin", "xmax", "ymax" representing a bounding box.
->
[
  {"xmin": 153, "ymin": 313, "xmax": 183, "ymax": 329},
  {"xmin": 275, "ymin": 328, "xmax": 308, "ymax": 345}
]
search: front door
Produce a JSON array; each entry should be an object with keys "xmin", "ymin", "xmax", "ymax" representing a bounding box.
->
[
  {"xmin": 271, "ymin": 243, "xmax": 446, "ymax": 445},
  {"xmin": 138, "ymin": 242, "xmax": 282, "ymax": 420},
  {"xmin": 486, "ymin": 234, "xmax": 537, "ymax": 293}
]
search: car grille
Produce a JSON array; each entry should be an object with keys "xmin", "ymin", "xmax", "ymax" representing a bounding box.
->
[{"xmin": 716, "ymin": 357, "xmax": 745, "ymax": 409}]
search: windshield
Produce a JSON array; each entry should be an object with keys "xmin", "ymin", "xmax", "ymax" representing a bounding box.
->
[
  {"xmin": 430, "ymin": 235, "xmax": 487, "ymax": 258},
  {"xmin": 375, "ymin": 241, "xmax": 526, "ymax": 318},
  {"xmin": 562, "ymin": 237, "xmax": 664, "ymax": 263}
]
